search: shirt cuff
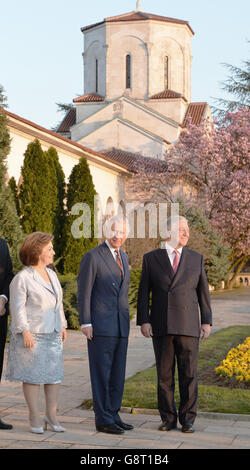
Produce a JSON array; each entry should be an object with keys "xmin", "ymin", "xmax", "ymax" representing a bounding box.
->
[
  {"xmin": 81, "ymin": 324, "xmax": 92, "ymax": 328},
  {"xmin": 0, "ymin": 295, "xmax": 8, "ymax": 302}
]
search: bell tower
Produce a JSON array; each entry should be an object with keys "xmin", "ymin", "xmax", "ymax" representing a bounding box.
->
[
  {"xmin": 81, "ymin": 9, "xmax": 193, "ymax": 102},
  {"xmin": 57, "ymin": 7, "xmax": 210, "ymax": 161}
]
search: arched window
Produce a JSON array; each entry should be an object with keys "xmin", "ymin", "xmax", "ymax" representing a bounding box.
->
[
  {"xmin": 164, "ymin": 56, "xmax": 169, "ymax": 89},
  {"xmin": 126, "ymin": 54, "xmax": 131, "ymax": 89},
  {"xmin": 119, "ymin": 200, "xmax": 126, "ymax": 217},
  {"xmin": 95, "ymin": 59, "xmax": 98, "ymax": 93},
  {"xmin": 104, "ymin": 197, "xmax": 115, "ymax": 222}
]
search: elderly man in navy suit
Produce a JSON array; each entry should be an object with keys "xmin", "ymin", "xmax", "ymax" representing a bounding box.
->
[
  {"xmin": 137, "ymin": 216, "xmax": 212, "ymax": 433},
  {"xmin": 0, "ymin": 237, "xmax": 14, "ymax": 430},
  {"xmin": 78, "ymin": 215, "xmax": 133, "ymax": 434}
]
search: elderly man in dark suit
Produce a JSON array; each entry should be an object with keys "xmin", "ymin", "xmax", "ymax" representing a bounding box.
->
[
  {"xmin": 137, "ymin": 216, "xmax": 212, "ymax": 433},
  {"xmin": 77, "ymin": 215, "xmax": 133, "ymax": 434},
  {"xmin": 0, "ymin": 237, "xmax": 14, "ymax": 430}
]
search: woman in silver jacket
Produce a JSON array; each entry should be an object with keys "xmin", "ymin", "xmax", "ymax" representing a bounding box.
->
[{"xmin": 6, "ymin": 232, "xmax": 67, "ymax": 434}]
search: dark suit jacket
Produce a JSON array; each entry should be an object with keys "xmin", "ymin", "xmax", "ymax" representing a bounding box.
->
[
  {"xmin": 137, "ymin": 247, "xmax": 212, "ymax": 338},
  {"xmin": 0, "ymin": 238, "xmax": 14, "ymax": 314},
  {"xmin": 77, "ymin": 242, "xmax": 130, "ymax": 337}
]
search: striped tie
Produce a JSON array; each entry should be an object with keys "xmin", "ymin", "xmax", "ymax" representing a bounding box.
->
[
  {"xmin": 115, "ymin": 250, "xmax": 123, "ymax": 278},
  {"xmin": 172, "ymin": 249, "xmax": 180, "ymax": 273}
]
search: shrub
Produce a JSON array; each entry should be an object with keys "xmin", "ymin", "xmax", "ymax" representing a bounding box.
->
[
  {"xmin": 59, "ymin": 274, "xmax": 79, "ymax": 330},
  {"xmin": 128, "ymin": 269, "xmax": 141, "ymax": 319}
]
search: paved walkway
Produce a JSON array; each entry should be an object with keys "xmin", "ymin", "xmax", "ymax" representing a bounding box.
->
[{"xmin": 0, "ymin": 288, "xmax": 249, "ymax": 450}]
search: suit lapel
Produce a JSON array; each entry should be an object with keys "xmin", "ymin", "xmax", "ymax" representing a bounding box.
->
[
  {"xmin": 170, "ymin": 247, "xmax": 188, "ymax": 289},
  {"xmin": 154, "ymin": 247, "xmax": 189, "ymax": 288},
  {"xmin": 46, "ymin": 269, "xmax": 59, "ymax": 303},
  {"xmin": 30, "ymin": 267, "xmax": 57, "ymax": 296},
  {"xmin": 119, "ymin": 249, "xmax": 129, "ymax": 282},
  {"xmin": 154, "ymin": 248, "xmax": 175, "ymax": 282},
  {"xmin": 98, "ymin": 242, "xmax": 122, "ymax": 282}
]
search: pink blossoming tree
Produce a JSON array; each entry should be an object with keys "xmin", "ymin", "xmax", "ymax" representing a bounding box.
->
[{"xmin": 165, "ymin": 108, "xmax": 250, "ymax": 286}]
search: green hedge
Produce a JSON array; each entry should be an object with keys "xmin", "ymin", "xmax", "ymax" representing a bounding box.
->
[{"xmin": 59, "ymin": 274, "xmax": 79, "ymax": 330}]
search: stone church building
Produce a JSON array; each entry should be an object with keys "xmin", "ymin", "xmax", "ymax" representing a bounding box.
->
[
  {"xmin": 57, "ymin": 5, "xmax": 211, "ymax": 161},
  {"xmin": 5, "ymin": 4, "xmax": 210, "ymax": 212}
]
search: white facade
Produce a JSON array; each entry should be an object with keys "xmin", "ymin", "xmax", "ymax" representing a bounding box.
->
[
  {"xmin": 71, "ymin": 95, "xmax": 180, "ymax": 158},
  {"xmin": 5, "ymin": 110, "xmax": 129, "ymax": 212}
]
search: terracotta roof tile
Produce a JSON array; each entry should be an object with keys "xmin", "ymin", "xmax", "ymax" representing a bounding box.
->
[
  {"xmin": 100, "ymin": 148, "xmax": 139, "ymax": 171},
  {"xmin": 100, "ymin": 148, "xmax": 168, "ymax": 173},
  {"xmin": 57, "ymin": 108, "xmax": 76, "ymax": 133},
  {"xmin": 73, "ymin": 93, "xmax": 104, "ymax": 103},
  {"xmin": 183, "ymin": 102, "xmax": 207, "ymax": 126},
  {"xmin": 150, "ymin": 89, "xmax": 187, "ymax": 102},
  {"xmin": 81, "ymin": 10, "xmax": 194, "ymax": 35}
]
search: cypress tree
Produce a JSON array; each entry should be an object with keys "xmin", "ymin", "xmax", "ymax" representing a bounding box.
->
[
  {"xmin": 8, "ymin": 176, "xmax": 21, "ymax": 216},
  {"xmin": 0, "ymin": 85, "xmax": 8, "ymax": 109},
  {"xmin": 63, "ymin": 156, "xmax": 98, "ymax": 274},
  {"xmin": 19, "ymin": 139, "xmax": 55, "ymax": 234},
  {"xmin": 0, "ymin": 87, "xmax": 24, "ymax": 272},
  {"xmin": 45, "ymin": 146, "xmax": 66, "ymax": 262}
]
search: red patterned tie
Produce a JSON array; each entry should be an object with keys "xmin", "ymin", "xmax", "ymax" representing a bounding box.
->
[
  {"xmin": 172, "ymin": 249, "xmax": 180, "ymax": 273},
  {"xmin": 115, "ymin": 250, "xmax": 123, "ymax": 278}
]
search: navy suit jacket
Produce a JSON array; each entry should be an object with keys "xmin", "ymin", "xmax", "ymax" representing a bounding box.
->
[
  {"xmin": 77, "ymin": 242, "xmax": 130, "ymax": 337},
  {"xmin": 0, "ymin": 237, "xmax": 14, "ymax": 379},
  {"xmin": 0, "ymin": 238, "xmax": 14, "ymax": 314}
]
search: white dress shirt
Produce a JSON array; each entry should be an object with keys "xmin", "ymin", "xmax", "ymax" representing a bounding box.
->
[{"xmin": 165, "ymin": 242, "xmax": 183, "ymax": 266}]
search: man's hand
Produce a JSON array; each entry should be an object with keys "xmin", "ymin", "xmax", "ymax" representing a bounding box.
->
[
  {"xmin": 81, "ymin": 326, "xmax": 93, "ymax": 340},
  {"xmin": 0, "ymin": 297, "xmax": 6, "ymax": 317},
  {"xmin": 141, "ymin": 323, "xmax": 153, "ymax": 338},
  {"xmin": 200, "ymin": 324, "xmax": 211, "ymax": 339}
]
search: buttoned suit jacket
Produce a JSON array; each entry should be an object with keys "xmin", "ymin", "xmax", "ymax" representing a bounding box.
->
[
  {"xmin": 137, "ymin": 246, "xmax": 212, "ymax": 338},
  {"xmin": 9, "ymin": 266, "xmax": 67, "ymax": 334},
  {"xmin": 77, "ymin": 242, "xmax": 130, "ymax": 337},
  {"xmin": 0, "ymin": 238, "xmax": 14, "ymax": 312},
  {"xmin": 0, "ymin": 238, "xmax": 14, "ymax": 379}
]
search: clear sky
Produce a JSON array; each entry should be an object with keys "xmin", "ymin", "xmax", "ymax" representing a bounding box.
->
[{"xmin": 1, "ymin": 0, "xmax": 249, "ymax": 129}]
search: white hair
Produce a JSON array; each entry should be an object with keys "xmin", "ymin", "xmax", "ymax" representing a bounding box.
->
[
  {"xmin": 166, "ymin": 215, "xmax": 188, "ymax": 231},
  {"xmin": 103, "ymin": 214, "xmax": 130, "ymax": 238}
]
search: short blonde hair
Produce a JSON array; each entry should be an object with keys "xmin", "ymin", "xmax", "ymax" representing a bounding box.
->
[{"xmin": 19, "ymin": 232, "xmax": 54, "ymax": 266}]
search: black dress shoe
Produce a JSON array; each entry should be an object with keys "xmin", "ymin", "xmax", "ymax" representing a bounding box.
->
[
  {"xmin": 159, "ymin": 422, "xmax": 177, "ymax": 431},
  {"xmin": 96, "ymin": 423, "xmax": 125, "ymax": 434},
  {"xmin": 116, "ymin": 420, "xmax": 134, "ymax": 431},
  {"xmin": 0, "ymin": 419, "xmax": 13, "ymax": 430},
  {"xmin": 182, "ymin": 424, "xmax": 195, "ymax": 433}
]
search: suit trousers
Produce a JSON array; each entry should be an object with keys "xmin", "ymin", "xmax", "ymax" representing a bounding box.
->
[
  {"xmin": 152, "ymin": 335, "xmax": 199, "ymax": 426},
  {"xmin": 0, "ymin": 314, "xmax": 8, "ymax": 381},
  {"xmin": 87, "ymin": 336, "xmax": 128, "ymax": 427}
]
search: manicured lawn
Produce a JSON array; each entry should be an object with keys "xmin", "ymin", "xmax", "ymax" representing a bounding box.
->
[{"xmin": 121, "ymin": 326, "xmax": 250, "ymax": 414}]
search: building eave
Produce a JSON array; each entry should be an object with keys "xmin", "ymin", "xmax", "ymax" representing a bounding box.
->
[
  {"xmin": 2, "ymin": 108, "xmax": 131, "ymax": 175},
  {"xmin": 81, "ymin": 10, "xmax": 194, "ymax": 36}
]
